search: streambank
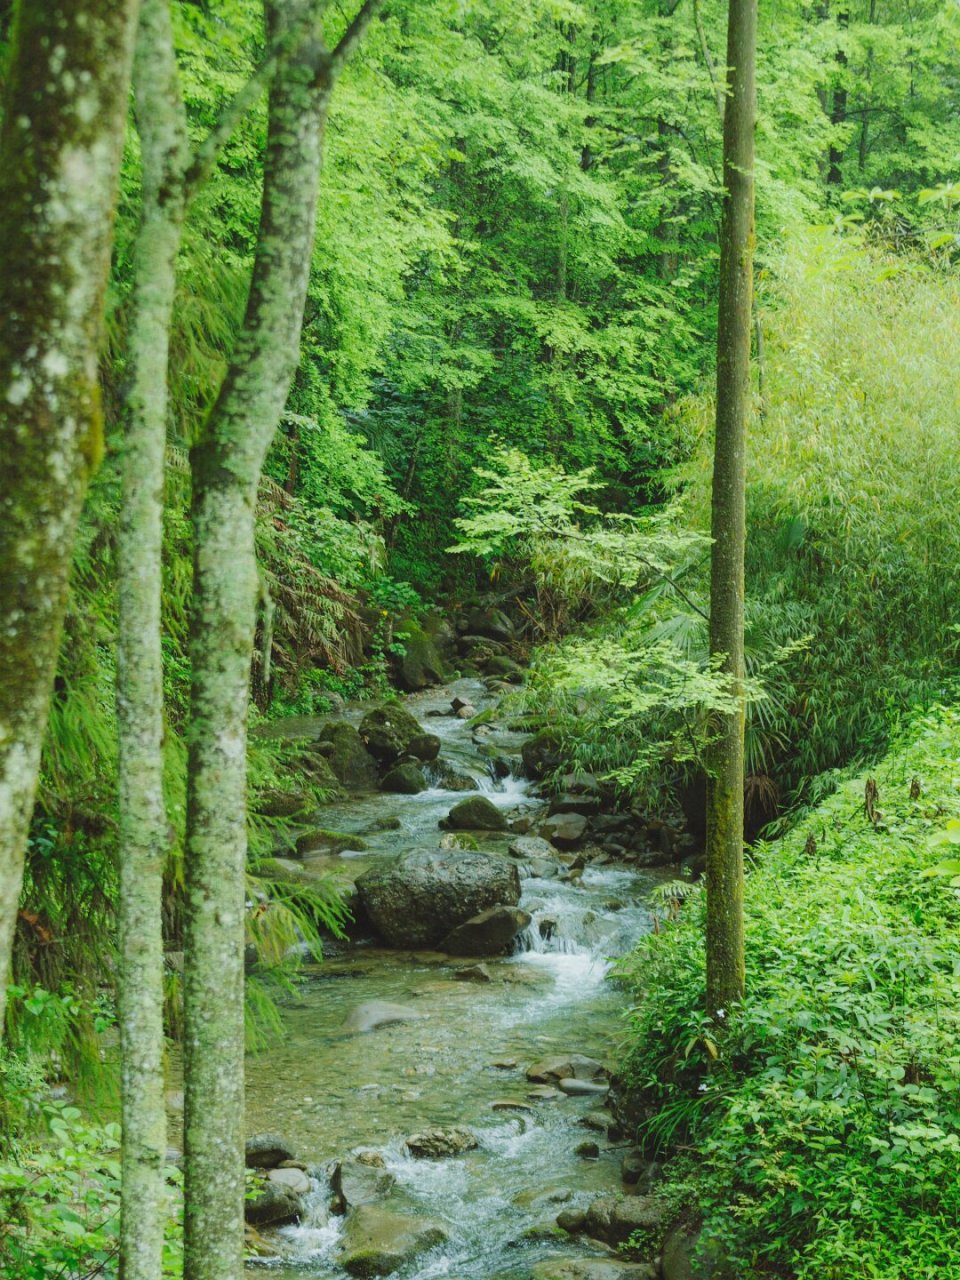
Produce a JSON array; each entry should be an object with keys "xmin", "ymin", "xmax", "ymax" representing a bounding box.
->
[{"xmin": 225, "ymin": 676, "xmax": 691, "ymax": 1279}]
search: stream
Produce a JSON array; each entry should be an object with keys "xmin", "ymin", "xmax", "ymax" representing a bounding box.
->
[{"xmin": 242, "ymin": 678, "xmax": 666, "ymax": 1278}]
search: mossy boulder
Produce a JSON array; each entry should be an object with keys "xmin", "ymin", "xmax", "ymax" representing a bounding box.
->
[
  {"xmin": 356, "ymin": 849, "xmax": 520, "ymax": 948},
  {"xmin": 318, "ymin": 722, "xmax": 380, "ymax": 790},
  {"xmin": 444, "ymin": 795, "xmax": 508, "ymax": 831},
  {"xmin": 441, "ymin": 905, "xmax": 532, "ymax": 955},
  {"xmin": 337, "ymin": 1204, "xmax": 447, "ymax": 1277},
  {"xmin": 521, "ymin": 729, "xmax": 564, "ymax": 780},
  {"xmin": 395, "ymin": 623, "xmax": 448, "ymax": 692},
  {"xmin": 295, "ymin": 829, "xmax": 368, "ymax": 857},
  {"xmin": 359, "ymin": 703, "xmax": 425, "ymax": 765},
  {"xmin": 380, "ymin": 763, "xmax": 428, "ymax": 794},
  {"xmin": 407, "ymin": 732, "xmax": 441, "ymax": 762}
]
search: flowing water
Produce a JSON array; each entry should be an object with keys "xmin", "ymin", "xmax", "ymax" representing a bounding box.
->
[{"xmin": 242, "ymin": 679, "xmax": 665, "ymax": 1278}]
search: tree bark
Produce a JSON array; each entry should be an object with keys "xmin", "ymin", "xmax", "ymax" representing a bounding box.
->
[
  {"xmin": 828, "ymin": 8, "xmax": 850, "ymax": 186},
  {"xmin": 182, "ymin": 4, "xmax": 383, "ymax": 1275},
  {"xmin": 705, "ymin": 0, "xmax": 756, "ymax": 1018},
  {"xmin": 0, "ymin": 0, "xmax": 139, "ymax": 1037},
  {"xmin": 116, "ymin": 3, "xmax": 189, "ymax": 1276}
]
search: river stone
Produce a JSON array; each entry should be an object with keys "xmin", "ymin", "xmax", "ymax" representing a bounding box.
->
[
  {"xmin": 319, "ymin": 722, "xmax": 380, "ymax": 790},
  {"xmin": 331, "ymin": 1157, "xmax": 396, "ymax": 1212},
  {"xmin": 268, "ymin": 1166, "xmax": 311, "ymax": 1195},
  {"xmin": 441, "ymin": 905, "xmax": 532, "ymax": 956},
  {"xmin": 528, "ymin": 1085, "xmax": 564, "ymax": 1101},
  {"xmin": 380, "ymin": 763, "xmax": 428, "ymax": 794},
  {"xmin": 405, "ymin": 1125, "xmax": 478, "ymax": 1157},
  {"xmin": 357, "ymin": 849, "xmax": 520, "ymax": 948},
  {"xmin": 444, "ymin": 795, "xmax": 508, "ymax": 831},
  {"xmin": 407, "ymin": 732, "xmax": 441, "ymax": 762},
  {"xmin": 526, "ymin": 1055, "xmax": 610, "ymax": 1084},
  {"xmin": 465, "ymin": 605, "xmax": 514, "ymax": 641},
  {"xmin": 484, "ymin": 654, "xmax": 524, "ymax": 680},
  {"xmin": 340, "ymin": 1000, "xmax": 425, "ymax": 1033},
  {"xmin": 454, "ymin": 963, "xmax": 492, "ymax": 983},
  {"xmin": 455, "ymin": 704, "xmax": 477, "ymax": 720},
  {"xmin": 509, "ymin": 835, "xmax": 558, "ymax": 860},
  {"xmin": 296, "ymin": 828, "xmax": 368, "ymax": 856},
  {"xmin": 245, "ymin": 1133, "xmax": 296, "ymax": 1169},
  {"xmin": 395, "ymin": 624, "xmax": 447, "ymax": 692},
  {"xmin": 548, "ymin": 792, "xmax": 602, "ymax": 817},
  {"xmin": 337, "ymin": 1203, "xmax": 447, "ymax": 1277},
  {"xmin": 580, "ymin": 1110, "xmax": 611, "ymax": 1132},
  {"xmin": 256, "ymin": 787, "xmax": 312, "ymax": 818},
  {"xmin": 538, "ymin": 813, "xmax": 589, "ymax": 848},
  {"xmin": 559, "ymin": 1077, "xmax": 610, "ymax": 1098},
  {"xmin": 532, "ymin": 1259, "xmax": 659, "ymax": 1280},
  {"xmin": 245, "ymin": 1175, "xmax": 303, "ymax": 1226},
  {"xmin": 432, "ymin": 763, "xmax": 477, "ymax": 792},
  {"xmin": 359, "ymin": 704, "xmax": 425, "ymax": 765},
  {"xmin": 521, "ymin": 729, "xmax": 563, "ymax": 780},
  {"xmin": 584, "ymin": 1194, "xmax": 670, "ymax": 1247}
]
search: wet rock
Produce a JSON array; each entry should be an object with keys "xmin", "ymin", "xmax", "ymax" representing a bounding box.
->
[
  {"xmin": 245, "ymin": 1134, "xmax": 296, "ymax": 1169},
  {"xmin": 256, "ymin": 788, "xmax": 311, "ymax": 818},
  {"xmin": 548, "ymin": 792, "xmax": 601, "ymax": 817},
  {"xmin": 245, "ymin": 1174, "xmax": 303, "ymax": 1226},
  {"xmin": 395, "ymin": 624, "xmax": 447, "ymax": 692},
  {"xmin": 509, "ymin": 835, "xmax": 558, "ymax": 860},
  {"xmin": 358, "ymin": 704, "xmax": 425, "ymax": 766},
  {"xmin": 559, "ymin": 1077, "xmax": 610, "ymax": 1098},
  {"xmin": 438, "ymin": 831, "xmax": 479, "ymax": 850},
  {"xmin": 380, "ymin": 763, "xmax": 428, "ymax": 794},
  {"xmin": 555, "ymin": 1207, "xmax": 588, "ymax": 1234},
  {"xmin": 444, "ymin": 795, "xmax": 508, "ymax": 831},
  {"xmin": 244, "ymin": 1224, "xmax": 275, "ymax": 1258},
  {"xmin": 268, "ymin": 1165, "xmax": 311, "ymax": 1195},
  {"xmin": 455, "ymin": 704, "xmax": 477, "ymax": 720},
  {"xmin": 538, "ymin": 916, "xmax": 559, "ymax": 941},
  {"xmin": 581, "ymin": 1111, "xmax": 611, "ymax": 1132},
  {"xmin": 528, "ymin": 1085, "xmax": 564, "ymax": 1101},
  {"xmin": 454, "ymin": 963, "xmax": 492, "ymax": 983},
  {"xmin": 319, "ymin": 722, "xmax": 381, "ymax": 790},
  {"xmin": 432, "ymin": 764, "xmax": 478, "ymax": 792},
  {"xmin": 491, "ymin": 1057, "xmax": 518, "ymax": 1069},
  {"xmin": 532, "ymin": 1259, "xmax": 659, "ymax": 1280},
  {"xmin": 331, "ymin": 1156, "xmax": 396, "ymax": 1213},
  {"xmin": 295, "ymin": 828, "xmax": 368, "ymax": 856},
  {"xmin": 364, "ymin": 815, "xmax": 402, "ymax": 832},
  {"xmin": 538, "ymin": 813, "xmax": 589, "ymax": 848},
  {"xmin": 526, "ymin": 1055, "xmax": 611, "ymax": 1085},
  {"xmin": 337, "ymin": 1204, "xmax": 447, "ymax": 1277},
  {"xmin": 451, "ymin": 696, "xmax": 473, "ymax": 711},
  {"xmin": 528, "ymin": 858, "xmax": 559, "ymax": 879},
  {"xmin": 441, "ymin": 905, "xmax": 531, "ymax": 956},
  {"xmin": 621, "ymin": 1150, "xmax": 647, "ymax": 1185},
  {"xmin": 560, "ymin": 771, "xmax": 601, "ymax": 795},
  {"xmin": 583, "ymin": 1195, "xmax": 670, "ymax": 1247},
  {"xmin": 357, "ymin": 849, "xmax": 520, "ymax": 948},
  {"xmin": 407, "ymin": 732, "xmax": 441, "ymax": 763},
  {"xmin": 405, "ymin": 1126, "xmax": 478, "ymax": 1157},
  {"xmin": 576, "ymin": 1140, "xmax": 600, "ymax": 1159},
  {"xmin": 521, "ymin": 729, "xmax": 563, "ymax": 780},
  {"xmin": 492, "ymin": 1099, "xmax": 534, "ymax": 1113},
  {"xmin": 465, "ymin": 605, "xmax": 515, "ymax": 642},
  {"xmin": 340, "ymin": 1000, "xmax": 425, "ymax": 1033},
  {"xmin": 484, "ymin": 654, "xmax": 524, "ymax": 681}
]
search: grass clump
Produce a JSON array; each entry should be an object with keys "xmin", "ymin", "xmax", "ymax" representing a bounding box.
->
[{"xmin": 615, "ymin": 705, "xmax": 960, "ymax": 1280}]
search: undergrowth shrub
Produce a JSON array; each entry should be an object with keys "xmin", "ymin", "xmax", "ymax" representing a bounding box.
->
[{"xmin": 615, "ymin": 705, "xmax": 960, "ymax": 1279}]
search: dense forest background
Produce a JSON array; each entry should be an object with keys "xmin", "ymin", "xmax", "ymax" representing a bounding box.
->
[{"xmin": 8, "ymin": 0, "xmax": 960, "ymax": 1043}]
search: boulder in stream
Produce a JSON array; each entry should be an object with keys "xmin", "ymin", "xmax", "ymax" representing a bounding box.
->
[
  {"xmin": 245, "ymin": 1133, "xmax": 297, "ymax": 1169},
  {"xmin": 538, "ymin": 812, "xmax": 589, "ymax": 848},
  {"xmin": 441, "ymin": 905, "xmax": 531, "ymax": 956},
  {"xmin": 331, "ymin": 1156, "xmax": 396, "ymax": 1212},
  {"xmin": 380, "ymin": 762, "xmax": 428, "ymax": 794},
  {"xmin": 521, "ymin": 729, "xmax": 563, "ymax": 780},
  {"xmin": 581, "ymin": 1194, "xmax": 670, "ymax": 1248},
  {"xmin": 532, "ymin": 1259, "xmax": 659, "ymax": 1280},
  {"xmin": 407, "ymin": 732, "xmax": 441, "ymax": 762},
  {"xmin": 245, "ymin": 1173, "xmax": 304, "ymax": 1227},
  {"xmin": 526, "ymin": 1054, "xmax": 611, "ymax": 1084},
  {"xmin": 395, "ymin": 624, "xmax": 448, "ymax": 692},
  {"xmin": 357, "ymin": 849, "xmax": 520, "ymax": 948},
  {"xmin": 318, "ymin": 722, "xmax": 380, "ymax": 790},
  {"xmin": 405, "ymin": 1125, "xmax": 478, "ymax": 1157},
  {"xmin": 443, "ymin": 795, "xmax": 508, "ymax": 831},
  {"xmin": 508, "ymin": 834, "xmax": 559, "ymax": 860},
  {"xmin": 358, "ymin": 703, "xmax": 425, "ymax": 766},
  {"xmin": 337, "ymin": 1203, "xmax": 448, "ymax": 1277}
]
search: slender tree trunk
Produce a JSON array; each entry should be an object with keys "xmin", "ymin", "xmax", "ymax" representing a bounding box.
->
[
  {"xmin": 183, "ymin": 4, "xmax": 383, "ymax": 1275},
  {"xmin": 705, "ymin": 0, "xmax": 756, "ymax": 1018},
  {"xmin": 116, "ymin": 3, "xmax": 189, "ymax": 1275},
  {"xmin": 0, "ymin": 0, "xmax": 139, "ymax": 1037},
  {"xmin": 828, "ymin": 8, "xmax": 850, "ymax": 186}
]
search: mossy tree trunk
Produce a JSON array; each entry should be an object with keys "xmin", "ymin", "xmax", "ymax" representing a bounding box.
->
[
  {"xmin": 182, "ymin": 4, "xmax": 383, "ymax": 1276},
  {"xmin": 116, "ymin": 3, "xmax": 189, "ymax": 1276},
  {"xmin": 705, "ymin": 0, "xmax": 756, "ymax": 1019},
  {"xmin": 0, "ymin": 0, "xmax": 139, "ymax": 1036}
]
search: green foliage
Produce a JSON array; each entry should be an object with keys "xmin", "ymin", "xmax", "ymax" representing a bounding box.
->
[
  {"xmin": 615, "ymin": 705, "xmax": 960, "ymax": 1279},
  {"xmin": 0, "ymin": 1092, "xmax": 183, "ymax": 1278}
]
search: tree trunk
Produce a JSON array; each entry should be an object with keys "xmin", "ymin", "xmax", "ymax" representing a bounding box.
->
[
  {"xmin": 828, "ymin": 8, "xmax": 850, "ymax": 186},
  {"xmin": 116, "ymin": 3, "xmax": 189, "ymax": 1276},
  {"xmin": 0, "ymin": 0, "xmax": 139, "ymax": 1037},
  {"xmin": 705, "ymin": 0, "xmax": 756, "ymax": 1018},
  {"xmin": 183, "ymin": 4, "xmax": 383, "ymax": 1275}
]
